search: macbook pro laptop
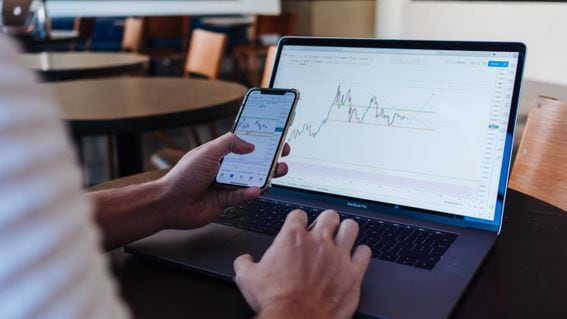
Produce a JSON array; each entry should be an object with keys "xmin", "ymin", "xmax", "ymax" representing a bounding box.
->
[{"xmin": 125, "ymin": 37, "xmax": 526, "ymax": 319}]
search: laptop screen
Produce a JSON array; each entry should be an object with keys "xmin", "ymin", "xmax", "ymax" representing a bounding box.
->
[{"xmin": 272, "ymin": 43, "xmax": 520, "ymax": 223}]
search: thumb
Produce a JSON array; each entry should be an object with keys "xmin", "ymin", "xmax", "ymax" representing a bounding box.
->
[
  {"xmin": 207, "ymin": 133, "xmax": 255, "ymax": 160},
  {"xmin": 351, "ymin": 245, "xmax": 372, "ymax": 283},
  {"xmin": 234, "ymin": 253, "xmax": 255, "ymax": 277}
]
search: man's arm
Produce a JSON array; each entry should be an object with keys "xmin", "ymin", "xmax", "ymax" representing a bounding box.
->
[
  {"xmin": 89, "ymin": 180, "xmax": 167, "ymax": 251},
  {"xmin": 89, "ymin": 133, "xmax": 290, "ymax": 251}
]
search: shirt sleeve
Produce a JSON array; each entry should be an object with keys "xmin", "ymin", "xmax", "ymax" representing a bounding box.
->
[{"xmin": 0, "ymin": 35, "xmax": 130, "ymax": 319}]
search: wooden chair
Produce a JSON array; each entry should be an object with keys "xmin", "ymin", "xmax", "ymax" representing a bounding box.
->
[
  {"xmin": 261, "ymin": 45, "xmax": 277, "ymax": 88},
  {"xmin": 121, "ymin": 17, "xmax": 144, "ymax": 53},
  {"xmin": 121, "ymin": 16, "xmax": 190, "ymax": 54},
  {"xmin": 71, "ymin": 17, "xmax": 96, "ymax": 51},
  {"xmin": 509, "ymin": 96, "xmax": 567, "ymax": 211},
  {"xmin": 143, "ymin": 16, "xmax": 191, "ymax": 55},
  {"xmin": 184, "ymin": 28, "xmax": 228, "ymax": 79},
  {"xmin": 150, "ymin": 29, "xmax": 229, "ymax": 169},
  {"xmin": 184, "ymin": 29, "xmax": 228, "ymax": 142},
  {"xmin": 233, "ymin": 13, "xmax": 297, "ymax": 86}
]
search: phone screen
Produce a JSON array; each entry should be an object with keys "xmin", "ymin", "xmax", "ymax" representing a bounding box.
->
[{"xmin": 216, "ymin": 89, "xmax": 298, "ymax": 188}]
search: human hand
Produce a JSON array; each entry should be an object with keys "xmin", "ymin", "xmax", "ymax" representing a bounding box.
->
[
  {"xmin": 158, "ymin": 133, "xmax": 290, "ymax": 229},
  {"xmin": 234, "ymin": 210, "xmax": 372, "ymax": 319}
]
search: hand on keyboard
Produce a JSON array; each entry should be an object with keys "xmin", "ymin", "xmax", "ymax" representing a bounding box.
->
[
  {"xmin": 234, "ymin": 210, "xmax": 371, "ymax": 319},
  {"xmin": 219, "ymin": 198, "xmax": 458, "ymax": 270}
]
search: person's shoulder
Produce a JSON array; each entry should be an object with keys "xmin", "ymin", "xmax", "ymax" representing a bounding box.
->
[
  {"xmin": 0, "ymin": 33, "xmax": 26, "ymax": 68},
  {"xmin": 0, "ymin": 34, "xmax": 59, "ymax": 125}
]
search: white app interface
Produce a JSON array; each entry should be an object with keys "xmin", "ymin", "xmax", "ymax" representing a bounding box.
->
[{"xmin": 217, "ymin": 90, "xmax": 296, "ymax": 187}]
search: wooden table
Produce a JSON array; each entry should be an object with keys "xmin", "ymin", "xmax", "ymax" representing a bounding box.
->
[
  {"xmin": 201, "ymin": 16, "xmax": 254, "ymax": 28},
  {"xmin": 20, "ymin": 52, "xmax": 150, "ymax": 81},
  {"xmin": 49, "ymin": 30, "xmax": 80, "ymax": 41},
  {"xmin": 17, "ymin": 29, "xmax": 81, "ymax": 52},
  {"xmin": 44, "ymin": 77, "xmax": 247, "ymax": 177},
  {"xmin": 102, "ymin": 181, "xmax": 566, "ymax": 319}
]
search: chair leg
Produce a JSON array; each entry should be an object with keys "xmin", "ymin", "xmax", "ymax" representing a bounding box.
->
[
  {"xmin": 208, "ymin": 122, "xmax": 221, "ymax": 139},
  {"xmin": 85, "ymin": 38, "xmax": 93, "ymax": 51},
  {"xmin": 107, "ymin": 136, "xmax": 117, "ymax": 179},
  {"xmin": 232, "ymin": 53, "xmax": 241, "ymax": 81},
  {"xmin": 189, "ymin": 126, "xmax": 203, "ymax": 146},
  {"xmin": 248, "ymin": 53, "xmax": 260, "ymax": 87},
  {"xmin": 152, "ymin": 131, "xmax": 183, "ymax": 150},
  {"xmin": 233, "ymin": 50, "xmax": 248, "ymax": 84}
]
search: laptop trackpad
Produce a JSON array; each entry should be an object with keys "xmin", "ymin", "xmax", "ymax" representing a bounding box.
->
[
  {"xmin": 191, "ymin": 230, "xmax": 274, "ymax": 278},
  {"xmin": 125, "ymin": 224, "xmax": 243, "ymax": 263}
]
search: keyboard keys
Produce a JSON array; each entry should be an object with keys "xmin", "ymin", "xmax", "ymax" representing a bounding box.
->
[
  {"xmin": 415, "ymin": 258, "xmax": 437, "ymax": 270},
  {"xmin": 216, "ymin": 199, "xmax": 458, "ymax": 271},
  {"xmin": 399, "ymin": 256, "xmax": 418, "ymax": 266},
  {"xmin": 379, "ymin": 253, "xmax": 399, "ymax": 262}
]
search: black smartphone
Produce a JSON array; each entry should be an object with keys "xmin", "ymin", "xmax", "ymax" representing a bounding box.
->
[{"xmin": 215, "ymin": 88, "xmax": 300, "ymax": 191}]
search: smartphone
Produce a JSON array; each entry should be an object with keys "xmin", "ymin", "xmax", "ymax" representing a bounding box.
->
[{"xmin": 215, "ymin": 88, "xmax": 300, "ymax": 191}]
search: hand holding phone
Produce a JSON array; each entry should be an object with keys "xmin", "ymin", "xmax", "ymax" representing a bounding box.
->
[{"xmin": 216, "ymin": 88, "xmax": 299, "ymax": 191}]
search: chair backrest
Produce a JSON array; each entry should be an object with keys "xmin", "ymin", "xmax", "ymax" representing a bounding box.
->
[
  {"xmin": 184, "ymin": 29, "xmax": 228, "ymax": 79},
  {"xmin": 250, "ymin": 12, "xmax": 298, "ymax": 44},
  {"xmin": 72, "ymin": 17, "xmax": 96, "ymax": 50},
  {"xmin": 509, "ymin": 96, "xmax": 567, "ymax": 211},
  {"xmin": 121, "ymin": 17, "xmax": 144, "ymax": 52},
  {"xmin": 261, "ymin": 46, "xmax": 277, "ymax": 88},
  {"xmin": 143, "ymin": 16, "xmax": 191, "ymax": 52},
  {"xmin": 74, "ymin": 17, "xmax": 96, "ymax": 38}
]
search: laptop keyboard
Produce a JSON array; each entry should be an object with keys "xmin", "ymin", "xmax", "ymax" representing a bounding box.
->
[{"xmin": 215, "ymin": 198, "xmax": 458, "ymax": 270}]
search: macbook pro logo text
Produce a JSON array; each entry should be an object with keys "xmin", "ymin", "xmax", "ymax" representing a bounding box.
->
[{"xmin": 346, "ymin": 202, "xmax": 368, "ymax": 209}]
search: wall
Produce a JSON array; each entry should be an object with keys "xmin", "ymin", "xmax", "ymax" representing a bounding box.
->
[
  {"xmin": 284, "ymin": 0, "xmax": 375, "ymax": 37},
  {"xmin": 4, "ymin": 0, "xmax": 281, "ymax": 17},
  {"xmin": 376, "ymin": 0, "xmax": 567, "ymax": 86}
]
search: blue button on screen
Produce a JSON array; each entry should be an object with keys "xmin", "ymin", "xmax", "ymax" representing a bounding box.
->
[{"xmin": 488, "ymin": 61, "xmax": 509, "ymax": 68}]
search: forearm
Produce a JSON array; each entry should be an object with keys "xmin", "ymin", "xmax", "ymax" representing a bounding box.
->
[
  {"xmin": 257, "ymin": 309, "xmax": 329, "ymax": 319},
  {"xmin": 256, "ymin": 302, "xmax": 332, "ymax": 319},
  {"xmin": 88, "ymin": 180, "xmax": 169, "ymax": 251}
]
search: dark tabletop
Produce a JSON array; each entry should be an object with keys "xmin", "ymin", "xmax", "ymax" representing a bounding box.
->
[
  {"xmin": 21, "ymin": 52, "xmax": 149, "ymax": 81},
  {"xmin": 108, "ymin": 189, "xmax": 566, "ymax": 319},
  {"xmin": 44, "ymin": 77, "xmax": 247, "ymax": 136},
  {"xmin": 16, "ymin": 30, "xmax": 81, "ymax": 52}
]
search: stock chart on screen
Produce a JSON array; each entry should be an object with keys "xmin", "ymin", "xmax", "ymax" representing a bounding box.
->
[{"xmin": 272, "ymin": 45, "xmax": 518, "ymax": 221}]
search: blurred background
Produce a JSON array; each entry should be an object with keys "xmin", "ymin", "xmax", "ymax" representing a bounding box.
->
[{"xmin": 1, "ymin": 0, "xmax": 566, "ymax": 186}]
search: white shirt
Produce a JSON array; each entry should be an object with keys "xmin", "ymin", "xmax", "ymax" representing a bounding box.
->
[{"xmin": 0, "ymin": 34, "xmax": 130, "ymax": 319}]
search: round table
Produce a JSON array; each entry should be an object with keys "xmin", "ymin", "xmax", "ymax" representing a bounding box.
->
[
  {"xmin": 17, "ymin": 29, "xmax": 81, "ymax": 52},
  {"xmin": 44, "ymin": 77, "xmax": 247, "ymax": 177},
  {"xmin": 201, "ymin": 16, "xmax": 254, "ymax": 28},
  {"xmin": 20, "ymin": 52, "xmax": 150, "ymax": 81}
]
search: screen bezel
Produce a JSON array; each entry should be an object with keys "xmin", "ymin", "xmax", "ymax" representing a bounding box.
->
[
  {"xmin": 268, "ymin": 37, "xmax": 526, "ymax": 233},
  {"xmin": 216, "ymin": 87, "xmax": 299, "ymax": 190}
]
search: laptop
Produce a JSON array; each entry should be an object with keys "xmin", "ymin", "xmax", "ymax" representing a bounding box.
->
[{"xmin": 125, "ymin": 37, "xmax": 526, "ymax": 319}]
